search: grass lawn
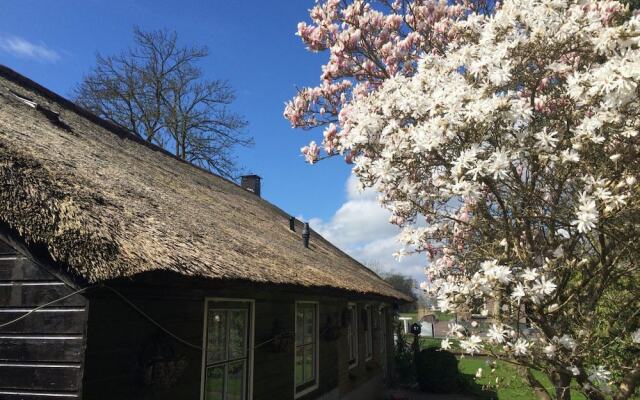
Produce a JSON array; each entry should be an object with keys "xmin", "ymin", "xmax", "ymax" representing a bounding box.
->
[
  {"xmin": 399, "ymin": 311, "xmax": 455, "ymax": 322},
  {"xmin": 414, "ymin": 337, "xmax": 591, "ymax": 400},
  {"xmin": 435, "ymin": 310, "xmax": 454, "ymax": 321},
  {"xmin": 399, "ymin": 312, "xmax": 418, "ymax": 321},
  {"xmin": 458, "ymin": 357, "xmax": 586, "ymax": 400}
]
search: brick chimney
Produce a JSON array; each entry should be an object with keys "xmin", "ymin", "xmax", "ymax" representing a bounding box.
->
[{"xmin": 240, "ymin": 175, "xmax": 261, "ymax": 197}]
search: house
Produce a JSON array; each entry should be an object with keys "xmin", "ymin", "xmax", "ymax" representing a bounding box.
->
[{"xmin": 0, "ymin": 65, "xmax": 411, "ymax": 400}]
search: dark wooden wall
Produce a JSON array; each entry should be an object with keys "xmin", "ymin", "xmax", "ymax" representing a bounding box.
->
[
  {"xmin": 0, "ymin": 237, "xmax": 88, "ymax": 400},
  {"xmin": 81, "ymin": 279, "xmax": 395, "ymax": 400}
]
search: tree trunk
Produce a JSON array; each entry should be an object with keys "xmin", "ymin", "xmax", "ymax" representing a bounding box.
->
[
  {"xmin": 614, "ymin": 359, "xmax": 640, "ymax": 400},
  {"xmin": 551, "ymin": 370, "xmax": 572, "ymax": 400}
]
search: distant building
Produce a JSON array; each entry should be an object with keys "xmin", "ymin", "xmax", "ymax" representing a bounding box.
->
[{"xmin": 0, "ymin": 66, "xmax": 411, "ymax": 400}]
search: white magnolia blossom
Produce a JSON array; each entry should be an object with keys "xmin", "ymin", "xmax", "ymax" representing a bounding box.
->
[
  {"xmin": 482, "ymin": 260, "xmax": 513, "ymax": 284},
  {"xmin": 511, "ymin": 283, "xmax": 527, "ymax": 303},
  {"xmin": 588, "ymin": 366, "xmax": 612, "ymax": 385},
  {"xmin": 460, "ymin": 335, "xmax": 483, "ymax": 354},
  {"xmin": 633, "ymin": 328, "xmax": 640, "ymax": 344},
  {"xmin": 487, "ymin": 324, "xmax": 507, "ymax": 344},
  {"xmin": 512, "ymin": 338, "xmax": 531, "ymax": 356},
  {"xmin": 522, "ymin": 268, "xmax": 539, "ymax": 282},
  {"xmin": 573, "ymin": 192, "xmax": 599, "ymax": 233},
  {"xmin": 447, "ymin": 322, "xmax": 465, "ymax": 337},
  {"xmin": 557, "ymin": 334, "xmax": 578, "ymax": 351},
  {"xmin": 544, "ymin": 343, "xmax": 557, "ymax": 359}
]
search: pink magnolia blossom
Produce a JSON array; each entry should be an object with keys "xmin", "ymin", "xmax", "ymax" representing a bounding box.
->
[{"xmin": 285, "ymin": 0, "xmax": 473, "ymax": 157}]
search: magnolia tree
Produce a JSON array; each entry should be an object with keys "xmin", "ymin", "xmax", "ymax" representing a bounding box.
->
[{"xmin": 288, "ymin": 0, "xmax": 640, "ymax": 399}]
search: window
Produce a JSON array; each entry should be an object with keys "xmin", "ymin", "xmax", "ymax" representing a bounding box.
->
[
  {"xmin": 378, "ymin": 307, "xmax": 388, "ymax": 377},
  {"xmin": 364, "ymin": 305, "xmax": 373, "ymax": 361},
  {"xmin": 295, "ymin": 302, "xmax": 318, "ymax": 397},
  {"xmin": 202, "ymin": 300, "xmax": 253, "ymax": 400},
  {"xmin": 347, "ymin": 303, "xmax": 358, "ymax": 368}
]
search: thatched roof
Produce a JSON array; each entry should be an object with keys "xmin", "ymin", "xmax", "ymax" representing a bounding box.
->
[{"xmin": 0, "ymin": 65, "xmax": 410, "ymax": 301}]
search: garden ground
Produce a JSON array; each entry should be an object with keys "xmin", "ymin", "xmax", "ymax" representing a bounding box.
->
[{"xmin": 394, "ymin": 312, "xmax": 589, "ymax": 400}]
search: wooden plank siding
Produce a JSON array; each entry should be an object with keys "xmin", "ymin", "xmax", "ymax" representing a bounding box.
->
[
  {"xmin": 82, "ymin": 281, "xmax": 395, "ymax": 400},
  {"xmin": 0, "ymin": 237, "xmax": 88, "ymax": 400}
]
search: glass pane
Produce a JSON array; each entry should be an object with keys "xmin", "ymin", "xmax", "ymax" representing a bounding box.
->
[
  {"xmin": 349, "ymin": 307, "xmax": 357, "ymax": 362},
  {"xmin": 228, "ymin": 310, "xmax": 247, "ymax": 360},
  {"xmin": 304, "ymin": 344, "xmax": 315, "ymax": 383},
  {"xmin": 205, "ymin": 365, "xmax": 225, "ymax": 400},
  {"xmin": 296, "ymin": 308, "xmax": 304, "ymax": 345},
  {"xmin": 227, "ymin": 360, "xmax": 245, "ymax": 400},
  {"xmin": 304, "ymin": 306, "xmax": 314, "ymax": 344},
  {"xmin": 207, "ymin": 310, "xmax": 227, "ymax": 364},
  {"xmin": 295, "ymin": 346, "xmax": 305, "ymax": 385},
  {"xmin": 366, "ymin": 308, "xmax": 372, "ymax": 356},
  {"xmin": 347, "ymin": 325, "xmax": 354, "ymax": 360}
]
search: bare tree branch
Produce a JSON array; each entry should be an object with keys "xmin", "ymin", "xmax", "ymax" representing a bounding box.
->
[{"xmin": 73, "ymin": 27, "xmax": 251, "ymax": 179}]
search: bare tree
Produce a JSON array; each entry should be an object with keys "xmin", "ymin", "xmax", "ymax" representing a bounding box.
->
[{"xmin": 73, "ymin": 27, "xmax": 251, "ymax": 178}]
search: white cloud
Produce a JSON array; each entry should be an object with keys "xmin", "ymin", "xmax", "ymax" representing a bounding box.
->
[
  {"xmin": 0, "ymin": 35, "xmax": 60, "ymax": 63},
  {"xmin": 307, "ymin": 174, "xmax": 426, "ymax": 283}
]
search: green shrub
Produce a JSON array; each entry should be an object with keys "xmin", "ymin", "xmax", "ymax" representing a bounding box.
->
[
  {"xmin": 415, "ymin": 347, "xmax": 460, "ymax": 393},
  {"xmin": 394, "ymin": 349, "xmax": 415, "ymax": 384}
]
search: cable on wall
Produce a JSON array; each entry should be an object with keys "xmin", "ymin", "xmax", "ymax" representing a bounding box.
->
[
  {"xmin": 0, "ymin": 286, "xmax": 92, "ymax": 329},
  {"xmin": 101, "ymin": 284, "xmax": 202, "ymax": 351}
]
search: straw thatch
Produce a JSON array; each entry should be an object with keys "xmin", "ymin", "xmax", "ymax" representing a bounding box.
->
[{"xmin": 0, "ymin": 66, "xmax": 410, "ymax": 301}]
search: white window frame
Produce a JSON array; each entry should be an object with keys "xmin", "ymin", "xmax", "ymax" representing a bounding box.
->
[
  {"xmin": 378, "ymin": 305, "xmax": 388, "ymax": 378},
  {"xmin": 200, "ymin": 297, "xmax": 255, "ymax": 400},
  {"xmin": 347, "ymin": 302, "xmax": 358, "ymax": 370},
  {"xmin": 294, "ymin": 301, "xmax": 320, "ymax": 399},
  {"xmin": 364, "ymin": 304, "xmax": 373, "ymax": 361}
]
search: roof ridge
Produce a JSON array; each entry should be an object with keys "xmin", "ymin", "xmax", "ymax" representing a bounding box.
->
[{"xmin": 0, "ymin": 64, "xmax": 254, "ymax": 196}]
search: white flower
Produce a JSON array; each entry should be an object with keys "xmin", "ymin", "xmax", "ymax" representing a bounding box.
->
[
  {"xmin": 570, "ymin": 366, "xmax": 580, "ymax": 376},
  {"xmin": 482, "ymin": 260, "xmax": 512, "ymax": 284},
  {"xmin": 441, "ymin": 338, "xmax": 452, "ymax": 350},
  {"xmin": 488, "ymin": 149, "xmax": 511, "ymax": 180},
  {"xmin": 533, "ymin": 276, "xmax": 557, "ymax": 296},
  {"xmin": 475, "ymin": 367, "xmax": 483, "ymax": 378},
  {"xmin": 511, "ymin": 283, "xmax": 526, "ymax": 303},
  {"xmin": 488, "ymin": 62, "xmax": 511, "ymax": 85},
  {"xmin": 535, "ymin": 128, "xmax": 559, "ymax": 150},
  {"xmin": 512, "ymin": 338, "xmax": 530, "ymax": 355},
  {"xmin": 487, "ymin": 324, "xmax": 507, "ymax": 344},
  {"xmin": 573, "ymin": 192, "xmax": 598, "ymax": 233},
  {"xmin": 460, "ymin": 335, "xmax": 483, "ymax": 354},
  {"xmin": 544, "ymin": 343, "xmax": 557, "ymax": 358},
  {"xmin": 632, "ymin": 328, "xmax": 640, "ymax": 344},
  {"xmin": 448, "ymin": 322, "xmax": 465, "ymax": 337},
  {"xmin": 522, "ymin": 268, "xmax": 539, "ymax": 282},
  {"xmin": 557, "ymin": 334, "xmax": 577, "ymax": 351},
  {"xmin": 626, "ymin": 176, "xmax": 636, "ymax": 186},
  {"xmin": 393, "ymin": 248, "xmax": 408, "ymax": 261},
  {"xmin": 560, "ymin": 149, "xmax": 580, "ymax": 163},
  {"xmin": 588, "ymin": 366, "xmax": 611, "ymax": 384}
]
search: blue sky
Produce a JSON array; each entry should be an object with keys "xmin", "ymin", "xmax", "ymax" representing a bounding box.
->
[{"xmin": 0, "ymin": 1, "xmax": 426, "ymax": 282}]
